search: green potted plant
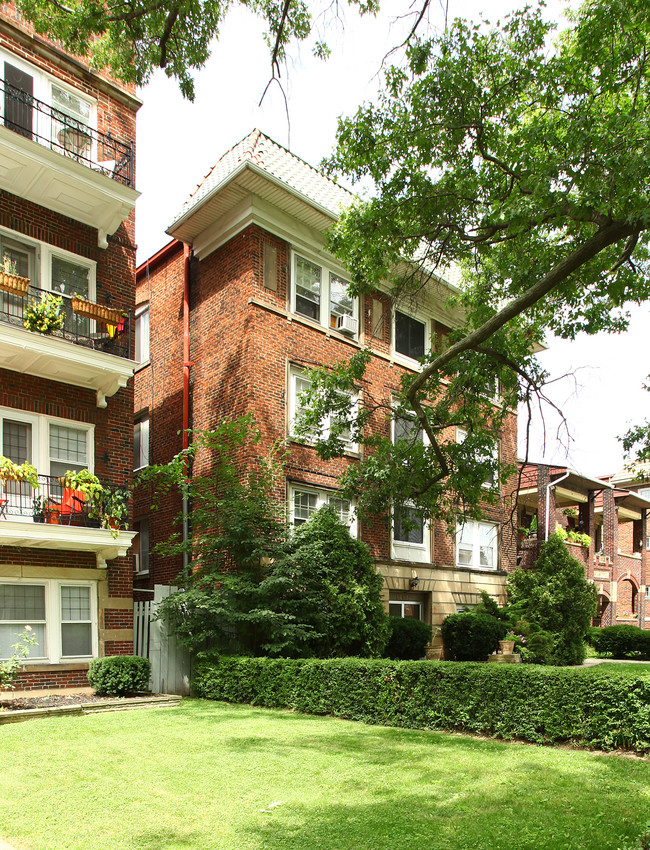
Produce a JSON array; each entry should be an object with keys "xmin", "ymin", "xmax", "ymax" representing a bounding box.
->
[
  {"xmin": 0, "ymin": 254, "xmax": 29, "ymax": 296},
  {"xmin": 23, "ymin": 292, "xmax": 65, "ymax": 335},
  {"xmin": 71, "ymin": 293, "xmax": 123, "ymax": 326},
  {"xmin": 32, "ymin": 494, "xmax": 45, "ymax": 523},
  {"xmin": 59, "ymin": 469, "xmax": 105, "ymax": 518},
  {"xmin": 100, "ymin": 486, "xmax": 130, "ymax": 538},
  {"xmin": 0, "ymin": 456, "xmax": 39, "ymax": 488}
]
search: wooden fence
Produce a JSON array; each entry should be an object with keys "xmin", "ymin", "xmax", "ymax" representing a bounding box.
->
[{"xmin": 133, "ymin": 585, "xmax": 192, "ymax": 695}]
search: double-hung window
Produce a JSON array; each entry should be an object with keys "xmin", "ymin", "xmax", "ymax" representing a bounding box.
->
[
  {"xmin": 289, "ymin": 485, "xmax": 356, "ymax": 536},
  {"xmin": 392, "ymin": 503, "xmax": 430, "ymax": 563},
  {"xmin": 289, "ymin": 367, "xmax": 356, "ymax": 452},
  {"xmin": 135, "ymin": 303, "xmax": 150, "ymax": 364},
  {"xmin": 291, "ymin": 253, "xmax": 358, "ymax": 337},
  {"xmin": 456, "ymin": 427, "xmax": 499, "ymax": 490},
  {"xmin": 456, "ymin": 520, "xmax": 498, "ymax": 570},
  {"xmin": 389, "ymin": 600, "xmax": 421, "ymax": 619},
  {"xmin": 394, "ymin": 310, "xmax": 428, "ymax": 362},
  {"xmin": 0, "ymin": 580, "xmax": 97, "ymax": 662},
  {"xmin": 133, "ymin": 416, "xmax": 150, "ymax": 470}
]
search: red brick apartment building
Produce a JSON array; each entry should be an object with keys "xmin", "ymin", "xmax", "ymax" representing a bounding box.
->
[
  {"xmin": 133, "ymin": 130, "xmax": 519, "ymax": 639},
  {"xmin": 0, "ymin": 7, "xmax": 139, "ymax": 689},
  {"xmin": 517, "ymin": 463, "xmax": 650, "ymax": 629}
]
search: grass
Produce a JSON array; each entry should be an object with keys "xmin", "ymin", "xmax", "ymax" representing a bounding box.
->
[{"xmin": 1, "ymin": 700, "xmax": 650, "ymax": 850}]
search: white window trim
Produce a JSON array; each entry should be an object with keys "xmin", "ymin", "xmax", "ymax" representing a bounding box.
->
[
  {"xmin": 133, "ymin": 416, "xmax": 150, "ymax": 471},
  {"xmin": 135, "ymin": 302, "xmax": 150, "ymax": 365},
  {"xmin": 389, "ymin": 600, "xmax": 422, "ymax": 619},
  {"xmin": 0, "ymin": 578, "xmax": 98, "ymax": 664},
  {"xmin": 288, "ymin": 483, "xmax": 357, "ymax": 538},
  {"xmin": 0, "ymin": 406, "xmax": 94, "ymax": 476},
  {"xmin": 392, "ymin": 306, "xmax": 431, "ymax": 367},
  {"xmin": 391, "ymin": 502, "xmax": 431, "ymax": 563},
  {"xmin": 288, "ymin": 365, "xmax": 358, "ymax": 454},
  {"xmin": 0, "ymin": 48, "xmax": 97, "ymax": 151},
  {"xmin": 0, "ymin": 225, "xmax": 96, "ymax": 297},
  {"xmin": 456, "ymin": 427, "xmax": 499, "ymax": 490},
  {"xmin": 455, "ymin": 520, "xmax": 500, "ymax": 571},
  {"xmin": 290, "ymin": 250, "xmax": 359, "ymax": 338}
]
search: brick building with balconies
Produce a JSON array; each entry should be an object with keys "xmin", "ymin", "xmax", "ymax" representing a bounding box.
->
[
  {"xmin": 517, "ymin": 462, "xmax": 650, "ymax": 629},
  {"xmin": 133, "ymin": 130, "xmax": 519, "ymax": 646},
  {"xmin": 0, "ymin": 6, "xmax": 139, "ymax": 689}
]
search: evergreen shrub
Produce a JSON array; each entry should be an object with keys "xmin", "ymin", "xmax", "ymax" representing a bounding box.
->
[
  {"xmin": 88, "ymin": 655, "xmax": 151, "ymax": 696},
  {"xmin": 192, "ymin": 656, "xmax": 650, "ymax": 752},
  {"xmin": 588, "ymin": 625, "xmax": 650, "ymax": 659},
  {"xmin": 441, "ymin": 612, "xmax": 507, "ymax": 661},
  {"xmin": 384, "ymin": 617, "xmax": 432, "ymax": 660}
]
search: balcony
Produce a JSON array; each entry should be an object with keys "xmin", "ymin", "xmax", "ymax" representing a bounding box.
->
[
  {"xmin": 0, "ymin": 474, "xmax": 135, "ymax": 567},
  {"xmin": 0, "ymin": 80, "xmax": 138, "ymax": 246},
  {"xmin": 0, "ymin": 283, "xmax": 136, "ymax": 406}
]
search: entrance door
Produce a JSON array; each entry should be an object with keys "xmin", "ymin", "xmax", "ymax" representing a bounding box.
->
[{"xmin": 4, "ymin": 63, "xmax": 33, "ymax": 139}]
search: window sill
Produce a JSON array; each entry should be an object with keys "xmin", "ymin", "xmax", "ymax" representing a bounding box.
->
[
  {"xmin": 134, "ymin": 360, "xmax": 151, "ymax": 374},
  {"xmin": 289, "ymin": 436, "xmax": 359, "ymax": 458},
  {"xmin": 17, "ymin": 660, "xmax": 91, "ymax": 673}
]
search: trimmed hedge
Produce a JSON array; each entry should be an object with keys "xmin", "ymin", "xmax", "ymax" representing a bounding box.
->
[
  {"xmin": 588, "ymin": 625, "xmax": 650, "ymax": 659},
  {"xmin": 193, "ymin": 656, "xmax": 650, "ymax": 753},
  {"xmin": 384, "ymin": 617, "xmax": 432, "ymax": 660},
  {"xmin": 88, "ymin": 655, "xmax": 151, "ymax": 696},
  {"xmin": 441, "ymin": 612, "xmax": 507, "ymax": 661}
]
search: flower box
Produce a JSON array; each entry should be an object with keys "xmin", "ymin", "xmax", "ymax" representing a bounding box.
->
[
  {"xmin": 0, "ymin": 271, "xmax": 29, "ymax": 296},
  {"xmin": 71, "ymin": 297, "xmax": 123, "ymax": 326}
]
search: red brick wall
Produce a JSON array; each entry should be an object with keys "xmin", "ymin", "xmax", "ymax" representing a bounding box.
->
[
  {"xmin": 132, "ymin": 243, "xmax": 185, "ymax": 588},
  {"xmin": 140, "ymin": 225, "xmax": 519, "ymax": 584},
  {"xmin": 0, "ymin": 21, "xmax": 138, "ymax": 685}
]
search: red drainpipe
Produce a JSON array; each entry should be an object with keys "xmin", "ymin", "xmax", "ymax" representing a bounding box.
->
[
  {"xmin": 182, "ymin": 242, "xmax": 192, "ymax": 452},
  {"xmin": 182, "ymin": 242, "xmax": 193, "ymax": 569}
]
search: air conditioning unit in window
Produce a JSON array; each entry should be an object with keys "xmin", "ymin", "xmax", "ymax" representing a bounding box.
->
[
  {"xmin": 336, "ymin": 314, "xmax": 358, "ymax": 335},
  {"xmin": 132, "ymin": 554, "xmax": 140, "ymax": 573}
]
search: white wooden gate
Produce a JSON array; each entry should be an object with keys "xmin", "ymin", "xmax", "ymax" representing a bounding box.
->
[{"xmin": 133, "ymin": 585, "xmax": 192, "ymax": 696}]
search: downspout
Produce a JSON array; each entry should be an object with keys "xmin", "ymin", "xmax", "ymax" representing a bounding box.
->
[
  {"xmin": 545, "ymin": 470, "xmax": 570, "ymax": 541},
  {"xmin": 182, "ymin": 243, "xmax": 192, "ymax": 570}
]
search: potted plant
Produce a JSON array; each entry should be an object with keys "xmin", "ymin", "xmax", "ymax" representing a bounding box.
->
[
  {"xmin": 23, "ymin": 292, "xmax": 65, "ymax": 335},
  {"xmin": 32, "ymin": 495, "xmax": 45, "ymax": 523},
  {"xmin": 499, "ymin": 631, "xmax": 518, "ymax": 655},
  {"xmin": 70, "ymin": 293, "xmax": 123, "ymax": 326},
  {"xmin": 59, "ymin": 469, "xmax": 105, "ymax": 516},
  {"xmin": 100, "ymin": 486, "xmax": 130, "ymax": 538},
  {"xmin": 0, "ymin": 456, "xmax": 39, "ymax": 488},
  {"xmin": 44, "ymin": 502, "xmax": 61, "ymax": 524},
  {"xmin": 0, "ymin": 254, "xmax": 29, "ymax": 296}
]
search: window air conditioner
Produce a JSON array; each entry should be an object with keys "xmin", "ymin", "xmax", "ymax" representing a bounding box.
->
[
  {"xmin": 336, "ymin": 314, "xmax": 358, "ymax": 335},
  {"xmin": 133, "ymin": 554, "xmax": 140, "ymax": 573}
]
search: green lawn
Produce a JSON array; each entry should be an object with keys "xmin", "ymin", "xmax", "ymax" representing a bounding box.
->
[
  {"xmin": 1, "ymin": 699, "xmax": 649, "ymax": 850},
  {"xmin": 584, "ymin": 662, "xmax": 650, "ymax": 677}
]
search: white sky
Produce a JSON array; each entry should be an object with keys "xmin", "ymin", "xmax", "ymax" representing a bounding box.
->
[{"xmin": 134, "ymin": 0, "xmax": 650, "ymax": 481}]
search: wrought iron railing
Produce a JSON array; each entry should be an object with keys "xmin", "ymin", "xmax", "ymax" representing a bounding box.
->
[
  {"xmin": 0, "ymin": 283, "xmax": 131, "ymax": 359},
  {"xmin": 1, "ymin": 79, "xmax": 135, "ymax": 189},
  {"xmin": 0, "ymin": 473, "xmax": 126, "ymax": 528}
]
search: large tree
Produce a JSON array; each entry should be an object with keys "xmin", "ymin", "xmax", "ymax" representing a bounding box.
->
[
  {"xmin": 15, "ymin": 0, "xmax": 381, "ymax": 98},
  {"xmin": 295, "ymin": 0, "xmax": 650, "ymax": 527}
]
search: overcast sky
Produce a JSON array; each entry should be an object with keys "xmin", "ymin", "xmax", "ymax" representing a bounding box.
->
[{"xmin": 134, "ymin": 0, "xmax": 650, "ymax": 480}]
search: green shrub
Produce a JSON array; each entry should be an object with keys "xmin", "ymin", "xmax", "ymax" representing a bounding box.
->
[
  {"xmin": 507, "ymin": 533, "xmax": 597, "ymax": 666},
  {"xmin": 88, "ymin": 655, "xmax": 151, "ymax": 696},
  {"xmin": 193, "ymin": 656, "xmax": 650, "ymax": 753},
  {"xmin": 384, "ymin": 617, "xmax": 432, "ymax": 660},
  {"xmin": 441, "ymin": 612, "xmax": 507, "ymax": 661},
  {"xmin": 589, "ymin": 625, "xmax": 650, "ymax": 659}
]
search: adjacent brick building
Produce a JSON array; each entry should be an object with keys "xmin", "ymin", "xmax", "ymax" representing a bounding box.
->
[
  {"xmin": 517, "ymin": 462, "xmax": 650, "ymax": 629},
  {"xmin": 0, "ymin": 7, "xmax": 139, "ymax": 689},
  {"xmin": 133, "ymin": 130, "xmax": 519, "ymax": 647}
]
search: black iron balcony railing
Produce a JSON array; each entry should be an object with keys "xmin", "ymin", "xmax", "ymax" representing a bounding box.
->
[
  {"xmin": 0, "ymin": 473, "xmax": 127, "ymax": 529},
  {"xmin": 0, "ymin": 283, "xmax": 131, "ymax": 360},
  {"xmin": 1, "ymin": 79, "xmax": 135, "ymax": 189}
]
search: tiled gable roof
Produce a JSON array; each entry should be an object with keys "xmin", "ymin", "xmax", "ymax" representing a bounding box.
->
[{"xmin": 171, "ymin": 129, "xmax": 354, "ymax": 227}]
